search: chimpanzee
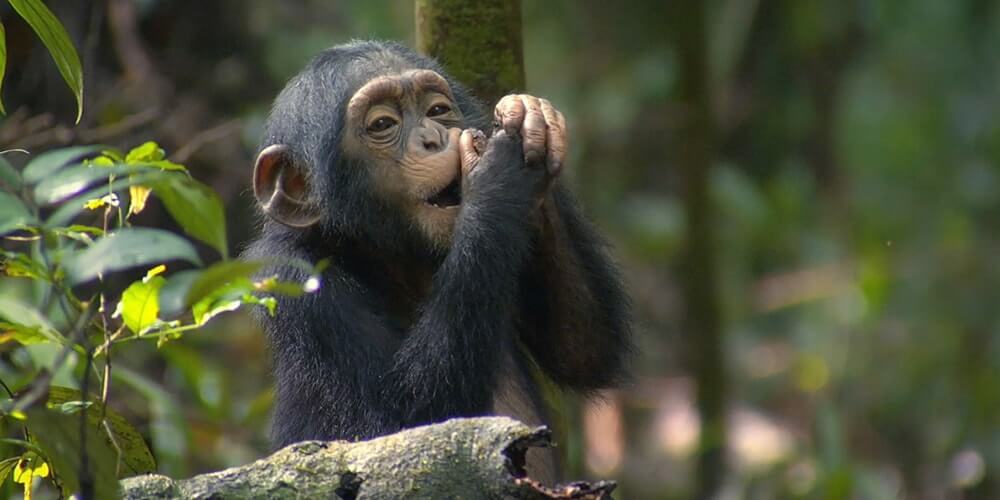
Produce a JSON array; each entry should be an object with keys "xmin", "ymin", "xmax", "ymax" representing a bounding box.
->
[{"xmin": 244, "ymin": 40, "xmax": 631, "ymax": 481}]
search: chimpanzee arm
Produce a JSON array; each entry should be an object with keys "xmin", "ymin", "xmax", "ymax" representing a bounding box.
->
[
  {"xmin": 255, "ymin": 132, "xmax": 545, "ymax": 446},
  {"xmin": 519, "ymin": 184, "xmax": 633, "ymax": 391}
]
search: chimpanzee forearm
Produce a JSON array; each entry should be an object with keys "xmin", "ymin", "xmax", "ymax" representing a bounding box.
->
[
  {"xmin": 383, "ymin": 132, "xmax": 544, "ymax": 424},
  {"xmin": 519, "ymin": 185, "xmax": 632, "ymax": 390}
]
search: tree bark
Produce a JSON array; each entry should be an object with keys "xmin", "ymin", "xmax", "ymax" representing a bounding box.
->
[
  {"xmin": 672, "ymin": 3, "xmax": 727, "ymax": 499},
  {"xmin": 120, "ymin": 417, "xmax": 614, "ymax": 499},
  {"xmin": 415, "ymin": 0, "xmax": 525, "ymax": 105}
]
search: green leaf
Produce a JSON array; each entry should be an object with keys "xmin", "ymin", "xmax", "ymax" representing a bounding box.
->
[
  {"xmin": 21, "ymin": 145, "xmax": 103, "ymax": 185},
  {"xmin": 0, "ymin": 457, "xmax": 19, "ymax": 485},
  {"xmin": 0, "ymin": 20, "xmax": 6, "ymax": 115},
  {"xmin": 118, "ymin": 275, "xmax": 166, "ymax": 334},
  {"xmin": 0, "ymin": 296, "xmax": 62, "ymax": 343},
  {"xmin": 1, "ymin": 251, "xmax": 49, "ymax": 281},
  {"xmin": 156, "ymin": 269, "xmax": 201, "ymax": 318},
  {"xmin": 0, "ymin": 191, "xmax": 35, "ymax": 235},
  {"xmin": 25, "ymin": 408, "xmax": 119, "ymax": 499},
  {"xmin": 33, "ymin": 164, "xmax": 137, "ymax": 205},
  {"xmin": 0, "ymin": 321, "xmax": 51, "ymax": 345},
  {"xmin": 111, "ymin": 367, "xmax": 187, "ymax": 476},
  {"xmin": 43, "ymin": 170, "xmax": 170, "ymax": 227},
  {"xmin": 63, "ymin": 228, "xmax": 202, "ymax": 285},
  {"xmin": 124, "ymin": 141, "xmax": 165, "ymax": 163},
  {"xmin": 46, "ymin": 387, "xmax": 156, "ymax": 477},
  {"xmin": 9, "ymin": 0, "xmax": 84, "ymax": 123},
  {"xmin": 0, "ymin": 154, "xmax": 23, "ymax": 190},
  {"xmin": 154, "ymin": 176, "xmax": 229, "ymax": 258},
  {"xmin": 183, "ymin": 260, "xmax": 266, "ymax": 306}
]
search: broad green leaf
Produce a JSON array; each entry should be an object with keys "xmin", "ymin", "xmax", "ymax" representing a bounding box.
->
[
  {"xmin": 154, "ymin": 176, "xmax": 228, "ymax": 258},
  {"xmin": 0, "ymin": 296, "xmax": 62, "ymax": 343},
  {"xmin": 9, "ymin": 0, "xmax": 84, "ymax": 123},
  {"xmin": 157, "ymin": 269, "xmax": 201, "ymax": 318},
  {"xmin": 25, "ymin": 408, "xmax": 119, "ymax": 499},
  {"xmin": 112, "ymin": 367, "xmax": 187, "ymax": 476},
  {"xmin": 0, "ymin": 20, "xmax": 6, "ymax": 115},
  {"xmin": 117, "ymin": 275, "xmax": 166, "ymax": 334},
  {"xmin": 63, "ymin": 228, "xmax": 202, "ymax": 285},
  {"xmin": 181, "ymin": 260, "xmax": 266, "ymax": 307},
  {"xmin": 46, "ymin": 387, "xmax": 156, "ymax": 477},
  {"xmin": 0, "ymin": 321, "xmax": 51, "ymax": 345},
  {"xmin": 21, "ymin": 145, "xmax": 103, "ymax": 185},
  {"xmin": 0, "ymin": 191, "xmax": 35, "ymax": 235},
  {"xmin": 33, "ymin": 164, "xmax": 137, "ymax": 205},
  {"xmin": 0, "ymin": 154, "xmax": 22, "ymax": 190}
]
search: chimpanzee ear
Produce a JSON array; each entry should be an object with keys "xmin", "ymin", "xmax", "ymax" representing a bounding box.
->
[{"xmin": 253, "ymin": 144, "xmax": 322, "ymax": 228}]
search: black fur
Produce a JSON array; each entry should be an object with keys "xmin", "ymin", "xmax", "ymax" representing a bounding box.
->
[{"xmin": 245, "ymin": 40, "xmax": 632, "ymax": 448}]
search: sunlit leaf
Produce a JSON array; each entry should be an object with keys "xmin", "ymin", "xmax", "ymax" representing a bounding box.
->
[
  {"xmin": 192, "ymin": 297, "xmax": 241, "ymax": 325},
  {"xmin": 21, "ymin": 145, "xmax": 103, "ymax": 185},
  {"xmin": 63, "ymin": 228, "xmax": 202, "ymax": 285},
  {"xmin": 128, "ymin": 183, "xmax": 152, "ymax": 215},
  {"xmin": 154, "ymin": 176, "xmax": 228, "ymax": 258},
  {"xmin": 9, "ymin": 0, "xmax": 84, "ymax": 123},
  {"xmin": 118, "ymin": 274, "xmax": 166, "ymax": 334},
  {"xmin": 12, "ymin": 457, "xmax": 48, "ymax": 483},
  {"xmin": 124, "ymin": 141, "xmax": 164, "ymax": 163},
  {"xmin": 0, "ymin": 191, "xmax": 35, "ymax": 235}
]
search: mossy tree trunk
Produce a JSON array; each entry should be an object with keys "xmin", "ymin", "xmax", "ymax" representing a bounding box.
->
[
  {"xmin": 415, "ymin": 0, "xmax": 525, "ymax": 105},
  {"xmin": 672, "ymin": 2, "xmax": 727, "ymax": 499}
]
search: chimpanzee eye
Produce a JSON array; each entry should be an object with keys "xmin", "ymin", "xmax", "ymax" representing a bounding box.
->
[
  {"xmin": 367, "ymin": 116, "xmax": 397, "ymax": 133},
  {"xmin": 427, "ymin": 104, "xmax": 451, "ymax": 117}
]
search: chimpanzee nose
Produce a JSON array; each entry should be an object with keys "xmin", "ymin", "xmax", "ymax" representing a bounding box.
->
[{"xmin": 417, "ymin": 119, "xmax": 447, "ymax": 152}]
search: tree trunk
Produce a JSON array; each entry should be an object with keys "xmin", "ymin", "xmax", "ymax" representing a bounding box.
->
[
  {"xmin": 673, "ymin": 3, "xmax": 727, "ymax": 499},
  {"xmin": 415, "ymin": 0, "xmax": 525, "ymax": 105}
]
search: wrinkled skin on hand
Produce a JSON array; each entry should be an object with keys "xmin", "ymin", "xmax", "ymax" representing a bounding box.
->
[{"xmin": 460, "ymin": 94, "xmax": 568, "ymax": 201}]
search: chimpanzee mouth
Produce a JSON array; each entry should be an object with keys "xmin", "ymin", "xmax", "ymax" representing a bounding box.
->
[{"xmin": 426, "ymin": 177, "xmax": 462, "ymax": 209}]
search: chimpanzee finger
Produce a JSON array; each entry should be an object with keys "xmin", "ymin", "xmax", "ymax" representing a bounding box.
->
[
  {"xmin": 459, "ymin": 128, "xmax": 483, "ymax": 178},
  {"xmin": 520, "ymin": 95, "xmax": 547, "ymax": 167},
  {"xmin": 494, "ymin": 94, "xmax": 525, "ymax": 137},
  {"xmin": 539, "ymin": 98, "xmax": 567, "ymax": 177}
]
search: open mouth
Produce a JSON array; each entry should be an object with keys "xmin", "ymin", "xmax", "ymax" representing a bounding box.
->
[{"xmin": 426, "ymin": 177, "xmax": 462, "ymax": 208}]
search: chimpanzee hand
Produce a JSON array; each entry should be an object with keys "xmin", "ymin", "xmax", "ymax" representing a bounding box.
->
[
  {"xmin": 459, "ymin": 128, "xmax": 546, "ymax": 211},
  {"xmin": 493, "ymin": 94, "xmax": 567, "ymax": 181}
]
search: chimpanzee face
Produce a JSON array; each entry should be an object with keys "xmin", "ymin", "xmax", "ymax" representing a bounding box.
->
[
  {"xmin": 253, "ymin": 68, "xmax": 471, "ymax": 249},
  {"xmin": 340, "ymin": 69, "xmax": 467, "ymax": 247}
]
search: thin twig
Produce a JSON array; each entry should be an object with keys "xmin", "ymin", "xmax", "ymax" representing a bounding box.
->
[{"xmin": 171, "ymin": 119, "xmax": 242, "ymax": 163}]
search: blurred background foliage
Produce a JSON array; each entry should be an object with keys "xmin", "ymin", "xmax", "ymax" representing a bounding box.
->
[{"xmin": 1, "ymin": 0, "xmax": 1000, "ymax": 498}]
